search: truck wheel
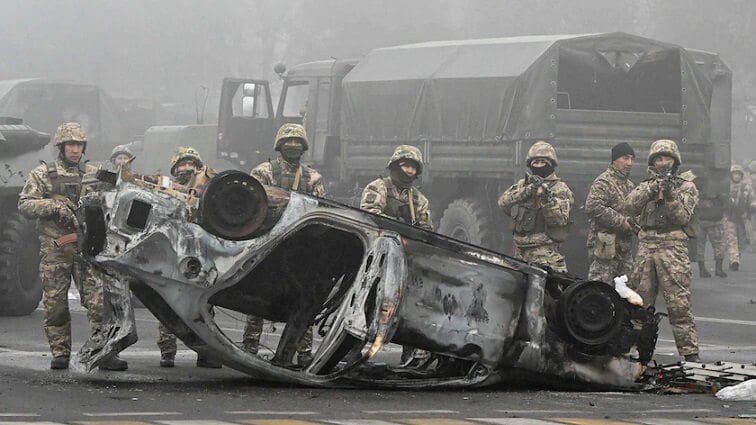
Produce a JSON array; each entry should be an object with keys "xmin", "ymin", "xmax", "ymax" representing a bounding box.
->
[
  {"xmin": 0, "ymin": 213, "xmax": 42, "ymax": 316},
  {"xmin": 438, "ymin": 198, "xmax": 500, "ymax": 250}
]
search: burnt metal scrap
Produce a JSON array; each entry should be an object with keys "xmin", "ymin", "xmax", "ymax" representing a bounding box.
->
[{"xmin": 76, "ymin": 167, "xmax": 659, "ymax": 389}]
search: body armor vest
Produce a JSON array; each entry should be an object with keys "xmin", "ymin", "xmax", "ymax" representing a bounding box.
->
[
  {"xmin": 514, "ymin": 204, "xmax": 545, "ymax": 235},
  {"xmin": 271, "ymin": 160, "xmax": 312, "ymax": 193},
  {"xmin": 382, "ymin": 177, "xmax": 419, "ymax": 225},
  {"xmin": 46, "ymin": 161, "xmax": 86, "ymax": 205}
]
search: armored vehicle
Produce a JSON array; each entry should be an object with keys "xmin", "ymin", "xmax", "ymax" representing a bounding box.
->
[{"xmin": 0, "ymin": 118, "xmax": 50, "ymax": 315}]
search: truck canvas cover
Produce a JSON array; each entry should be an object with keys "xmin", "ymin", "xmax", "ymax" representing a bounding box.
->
[{"xmin": 341, "ymin": 32, "xmax": 713, "ymax": 145}]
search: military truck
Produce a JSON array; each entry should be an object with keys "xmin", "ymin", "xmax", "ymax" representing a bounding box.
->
[
  {"xmin": 0, "ymin": 118, "xmax": 50, "ymax": 315},
  {"xmin": 216, "ymin": 32, "xmax": 731, "ymax": 274}
]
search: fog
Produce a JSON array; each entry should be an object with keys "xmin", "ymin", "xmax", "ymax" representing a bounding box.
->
[{"xmin": 1, "ymin": 0, "xmax": 754, "ymax": 154}]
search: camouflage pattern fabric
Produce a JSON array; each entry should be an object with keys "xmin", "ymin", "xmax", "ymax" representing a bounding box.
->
[
  {"xmin": 250, "ymin": 158, "xmax": 326, "ymax": 197},
  {"xmin": 526, "ymin": 141, "xmax": 558, "ymax": 165},
  {"xmin": 242, "ymin": 157, "xmax": 326, "ymax": 355},
  {"xmin": 497, "ymin": 173, "xmax": 573, "ymax": 272},
  {"xmin": 18, "ymin": 159, "xmax": 102, "ymax": 358},
  {"xmin": 170, "ymin": 146, "xmax": 204, "ymax": 177},
  {"xmin": 723, "ymin": 217, "xmax": 740, "ymax": 264},
  {"xmin": 621, "ymin": 167, "xmax": 699, "ymax": 356},
  {"xmin": 386, "ymin": 145, "xmax": 424, "ymax": 174},
  {"xmin": 274, "ymin": 123, "xmax": 309, "ymax": 150},
  {"xmin": 157, "ymin": 322, "xmax": 177, "ymax": 356},
  {"xmin": 360, "ymin": 177, "xmax": 432, "ymax": 231},
  {"xmin": 585, "ymin": 165, "xmax": 636, "ymax": 283},
  {"xmin": 54, "ymin": 122, "xmax": 87, "ymax": 146},
  {"xmin": 696, "ymin": 219, "xmax": 726, "ymax": 261}
]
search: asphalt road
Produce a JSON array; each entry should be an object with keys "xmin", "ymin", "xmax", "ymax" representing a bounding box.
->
[{"xmin": 1, "ymin": 250, "xmax": 754, "ymax": 423}]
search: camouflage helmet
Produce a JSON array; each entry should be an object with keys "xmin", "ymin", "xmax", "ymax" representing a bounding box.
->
[
  {"xmin": 647, "ymin": 139, "xmax": 681, "ymax": 166},
  {"xmin": 274, "ymin": 123, "xmax": 308, "ymax": 151},
  {"xmin": 387, "ymin": 145, "xmax": 423, "ymax": 174},
  {"xmin": 526, "ymin": 141, "xmax": 558, "ymax": 166},
  {"xmin": 54, "ymin": 122, "xmax": 87, "ymax": 146},
  {"xmin": 110, "ymin": 144, "xmax": 133, "ymax": 160},
  {"xmin": 731, "ymin": 164, "xmax": 744, "ymax": 176},
  {"xmin": 170, "ymin": 146, "xmax": 203, "ymax": 176}
]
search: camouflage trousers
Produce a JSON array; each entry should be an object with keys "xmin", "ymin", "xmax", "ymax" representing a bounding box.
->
[
  {"xmin": 157, "ymin": 322, "xmax": 177, "ymax": 356},
  {"xmin": 243, "ymin": 315, "xmax": 312, "ymax": 354},
  {"xmin": 514, "ymin": 243, "xmax": 567, "ymax": 272},
  {"xmin": 630, "ymin": 239, "xmax": 699, "ymax": 356},
  {"xmin": 587, "ymin": 247, "xmax": 633, "ymax": 284},
  {"xmin": 723, "ymin": 217, "xmax": 740, "ymax": 265},
  {"xmin": 696, "ymin": 219, "xmax": 726, "ymax": 261},
  {"xmin": 39, "ymin": 236, "xmax": 104, "ymax": 358}
]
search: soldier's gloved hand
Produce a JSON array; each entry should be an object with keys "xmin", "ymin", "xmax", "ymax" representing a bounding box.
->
[
  {"xmin": 661, "ymin": 180, "xmax": 674, "ymax": 200},
  {"xmin": 522, "ymin": 184, "xmax": 538, "ymax": 200},
  {"xmin": 55, "ymin": 206, "xmax": 78, "ymax": 229}
]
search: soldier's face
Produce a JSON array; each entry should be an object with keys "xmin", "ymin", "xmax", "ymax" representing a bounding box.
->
[
  {"xmin": 176, "ymin": 161, "xmax": 197, "ymax": 173},
  {"xmin": 653, "ymin": 155, "xmax": 674, "ymax": 171},
  {"xmin": 64, "ymin": 141, "xmax": 84, "ymax": 163},
  {"xmin": 282, "ymin": 139, "xmax": 304, "ymax": 149},
  {"xmin": 732, "ymin": 172, "xmax": 743, "ymax": 183},
  {"xmin": 612, "ymin": 154, "xmax": 634, "ymax": 174},
  {"xmin": 400, "ymin": 162, "xmax": 417, "ymax": 177},
  {"xmin": 112, "ymin": 154, "xmax": 132, "ymax": 166},
  {"xmin": 530, "ymin": 159, "xmax": 548, "ymax": 168}
]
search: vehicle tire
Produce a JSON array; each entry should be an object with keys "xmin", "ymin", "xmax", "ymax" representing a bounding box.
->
[
  {"xmin": 0, "ymin": 213, "xmax": 42, "ymax": 316},
  {"xmin": 437, "ymin": 198, "xmax": 500, "ymax": 251}
]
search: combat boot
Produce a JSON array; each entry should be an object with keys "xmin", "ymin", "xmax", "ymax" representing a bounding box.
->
[
  {"xmin": 714, "ymin": 259, "xmax": 728, "ymax": 278},
  {"xmin": 50, "ymin": 355, "xmax": 70, "ymax": 370},
  {"xmin": 684, "ymin": 353, "xmax": 701, "ymax": 362},
  {"xmin": 729, "ymin": 261, "xmax": 739, "ymax": 271},
  {"xmin": 99, "ymin": 355, "xmax": 128, "ymax": 371},
  {"xmin": 697, "ymin": 261, "xmax": 711, "ymax": 278},
  {"xmin": 160, "ymin": 353, "xmax": 175, "ymax": 367}
]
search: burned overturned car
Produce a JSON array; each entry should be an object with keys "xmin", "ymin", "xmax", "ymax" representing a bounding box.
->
[{"xmin": 77, "ymin": 168, "xmax": 659, "ymax": 389}]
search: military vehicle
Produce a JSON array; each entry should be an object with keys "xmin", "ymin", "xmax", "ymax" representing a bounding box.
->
[
  {"xmin": 0, "ymin": 118, "xmax": 50, "ymax": 315},
  {"xmin": 212, "ymin": 33, "xmax": 732, "ymax": 274}
]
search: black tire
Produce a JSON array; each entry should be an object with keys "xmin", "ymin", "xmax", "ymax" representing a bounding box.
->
[
  {"xmin": 0, "ymin": 213, "xmax": 42, "ymax": 316},
  {"xmin": 437, "ymin": 198, "xmax": 500, "ymax": 251}
]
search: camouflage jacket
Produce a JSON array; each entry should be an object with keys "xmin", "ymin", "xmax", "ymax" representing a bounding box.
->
[
  {"xmin": 497, "ymin": 173, "xmax": 573, "ymax": 247},
  {"xmin": 585, "ymin": 165, "xmax": 635, "ymax": 249},
  {"xmin": 250, "ymin": 158, "xmax": 326, "ymax": 197},
  {"xmin": 728, "ymin": 180, "xmax": 756, "ymax": 218},
  {"xmin": 360, "ymin": 177, "xmax": 432, "ymax": 231},
  {"xmin": 18, "ymin": 159, "xmax": 98, "ymax": 238},
  {"xmin": 621, "ymin": 168, "xmax": 698, "ymax": 243}
]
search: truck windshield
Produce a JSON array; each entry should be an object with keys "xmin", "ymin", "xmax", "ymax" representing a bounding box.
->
[{"xmin": 282, "ymin": 81, "xmax": 309, "ymax": 120}]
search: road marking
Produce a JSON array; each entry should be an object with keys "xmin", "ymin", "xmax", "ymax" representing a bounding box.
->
[
  {"xmin": 227, "ymin": 412, "xmax": 318, "ymax": 416},
  {"xmin": 362, "ymin": 411, "xmax": 459, "ymax": 415},
  {"xmin": 696, "ymin": 316, "xmax": 756, "ymax": 327},
  {"xmin": 80, "ymin": 413, "xmax": 182, "ymax": 417},
  {"xmin": 493, "ymin": 412, "xmax": 582, "ymax": 415},
  {"xmin": 473, "ymin": 420, "xmax": 564, "ymax": 425}
]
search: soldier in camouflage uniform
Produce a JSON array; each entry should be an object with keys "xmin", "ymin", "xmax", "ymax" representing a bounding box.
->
[
  {"xmin": 585, "ymin": 142, "xmax": 636, "ymax": 283},
  {"xmin": 723, "ymin": 165, "xmax": 755, "ymax": 270},
  {"xmin": 18, "ymin": 123, "xmax": 127, "ymax": 371},
  {"xmin": 361, "ymin": 145, "xmax": 432, "ymax": 366},
  {"xmin": 110, "ymin": 145, "xmax": 134, "ymax": 167},
  {"xmin": 498, "ymin": 141, "xmax": 574, "ymax": 272},
  {"xmin": 621, "ymin": 139, "xmax": 701, "ymax": 362},
  {"xmin": 242, "ymin": 124, "xmax": 324, "ymax": 367},
  {"xmin": 158, "ymin": 147, "xmax": 222, "ymax": 369},
  {"xmin": 747, "ymin": 160, "xmax": 756, "ymax": 253},
  {"xmin": 694, "ymin": 175, "xmax": 727, "ymax": 278}
]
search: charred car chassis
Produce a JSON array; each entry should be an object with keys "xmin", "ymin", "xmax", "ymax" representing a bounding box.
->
[{"xmin": 77, "ymin": 169, "xmax": 658, "ymax": 389}]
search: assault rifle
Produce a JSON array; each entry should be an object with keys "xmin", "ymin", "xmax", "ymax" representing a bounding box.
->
[{"xmin": 525, "ymin": 170, "xmax": 551, "ymax": 199}]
